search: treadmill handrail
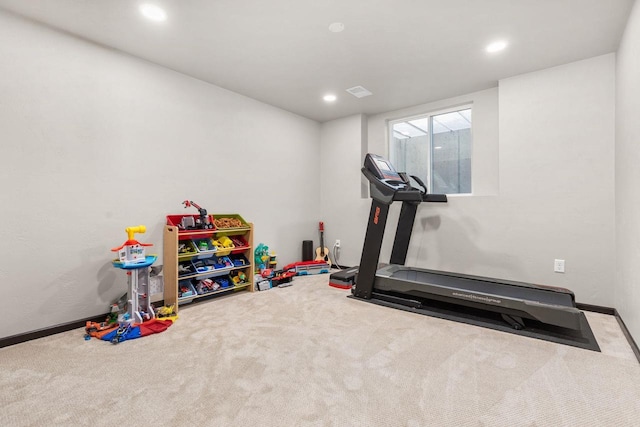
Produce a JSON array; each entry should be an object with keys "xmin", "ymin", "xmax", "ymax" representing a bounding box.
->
[{"xmin": 362, "ymin": 166, "xmax": 448, "ymax": 204}]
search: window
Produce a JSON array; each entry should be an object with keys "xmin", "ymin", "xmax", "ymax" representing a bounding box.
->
[{"xmin": 389, "ymin": 106, "xmax": 472, "ymax": 194}]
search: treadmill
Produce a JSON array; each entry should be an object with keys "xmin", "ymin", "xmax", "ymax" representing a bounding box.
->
[{"xmin": 342, "ymin": 153, "xmax": 599, "ymax": 351}]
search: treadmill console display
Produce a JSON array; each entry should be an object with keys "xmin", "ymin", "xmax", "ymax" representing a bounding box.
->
[
  {"xmin": 370, "ymin": 156, "xmax": 400, "ymax": 180},
  {"xmin": 364, "ymin": 153, "xmax": 405, "ymax": 185}
]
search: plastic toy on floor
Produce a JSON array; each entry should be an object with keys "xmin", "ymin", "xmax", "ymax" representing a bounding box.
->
[
  {"xmin": 85, "ymin": 225, "xmax": 175, "ymax": 344},
  {"xmin": 283, "ymin": 260, "xmax": 331, "ymax": 275},
  {"xmin": 111, "ymin": 225, "xmax": 157, "ymax": 325},
  {"xmin": 255, "ymin": 243, "xmax": 270, "ymax": 272},
  {"xmin": 99, "ymin": 318, "xmax": 172, "ymax": 344},
  {"xmin": 271, "ymin": 270, "xmax": 296, "ymax": 287},
  {"xmin": 84, "ymin": 320, "xmax": 117, "ymax": 339},
  {"xmin": 155, "ymin": 304, "xmax": 177, "ymax": 320}
]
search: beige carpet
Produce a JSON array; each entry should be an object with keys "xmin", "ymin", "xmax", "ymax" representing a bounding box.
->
[{"xmin": 1, "ymin": 273, "xmax": 639, "ymax": 426}]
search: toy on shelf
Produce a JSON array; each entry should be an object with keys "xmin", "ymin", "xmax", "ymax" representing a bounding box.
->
[
  {"xmin": 230, "ymin": 254, "xmax": 248, "ymax": 267},
  {"xmin": 178, "ymin": 261, "xmax": 195, "ymax": 276},
  {"xmin": 212, "ymin": 235, "xmax": 235, "ymax": 256},
  {"xmin": 178, "ymin": 241, "xmax": 197, "ymax": 255},
  {"xmin": 182, "ymin": 200, "xmax": 214, "ymax": 229},
  {"xmin": 219, "ymin": 236, "xmax": 235, "ymax": 249},
  {"xmin": 196, "ymin": 278, "xmax": 220, "ymax": 294},
  {"xmin": 230, "ymin": 270, "xmax": 248, "ymax": 285},
  {"xmin": 213, "ymin": 217, "xmax": 243, "ymax": 228},
  {"xmin": 111, "ymin": 225, "xmax": 157, "ymax": 326},
  {"xmin": 179, "ymin": 283, "xmax": 195, "ymax": 298},
  {"xmin": 229, "ymin": 236, "xmax": 248, "ymax": 248},
  {"xmin": 217, "ymin": 277, "xmax": 230, "ymax": 288}
]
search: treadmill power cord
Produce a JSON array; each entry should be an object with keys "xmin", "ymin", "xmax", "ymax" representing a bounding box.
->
[{"xmin": 332, "ymin": 243, "xmax": 343, "ymax": 269}]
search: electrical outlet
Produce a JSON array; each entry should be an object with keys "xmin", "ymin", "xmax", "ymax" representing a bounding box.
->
[
  {"xmin": 335, "ymin": 239, "xmax": 340, "ymax": 248},
  {"xmin": 554, "ymin": 259, "xmax": 565, "ymax": 273}
]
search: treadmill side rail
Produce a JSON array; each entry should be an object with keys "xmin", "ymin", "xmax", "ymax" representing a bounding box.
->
[{"xmin": 375, "ymin": 265, "xmax": 583, "ymax": 331}]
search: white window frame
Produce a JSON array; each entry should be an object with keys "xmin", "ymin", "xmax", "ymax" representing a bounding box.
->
[{"xmin": 387, "ymin": 103, "xmax": 473, "ymax": 196}]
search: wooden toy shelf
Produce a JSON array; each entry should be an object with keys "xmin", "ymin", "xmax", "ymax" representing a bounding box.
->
[{"xmin": 163, "ymin": 218, "xmax": 254, "ymax": 313}]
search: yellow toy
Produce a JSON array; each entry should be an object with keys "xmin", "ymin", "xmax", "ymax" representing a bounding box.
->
[
  {"xmin": 218, "ymin": 236, "xmax": 235, "ymax": 248},
  {"xmin": 156, "ymin": 305, "xmax": 176, "ymax": 318},
  {"xmin": 213, "ymin": 236, "xmax": 235, "ymax": 256},
  {"xmin": 231, "ymin": 271, "xmax": 247, "ymax": 284}
]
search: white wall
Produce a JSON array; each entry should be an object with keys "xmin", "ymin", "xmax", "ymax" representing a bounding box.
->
[
  {"xmin": 0, "ymin": 11, "xmax": 320, "ymax": 339},
  {"xmin": 498, "ymin": 54, "xmax": 616, "ymax": 305},
  {"xmin": 318, "ymin": 114, "xmax": 369, "ymax": 267},
  {"xmin": 322, "ymin": 55, "xmax": 616, "ymax": 307},
  {"xmin": 616, "ymin": 1, "xmax": 640, "ymax": 341}
]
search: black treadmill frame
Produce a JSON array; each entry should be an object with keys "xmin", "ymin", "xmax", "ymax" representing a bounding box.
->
[{"xmin": 350, "ymin": 153, "xmax": 600, "ymax": 352}]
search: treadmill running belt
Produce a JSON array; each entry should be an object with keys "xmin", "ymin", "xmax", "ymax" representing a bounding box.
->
[{"xmin": 384, "ymin": 268, "xmax": 574, "ymax": 306}]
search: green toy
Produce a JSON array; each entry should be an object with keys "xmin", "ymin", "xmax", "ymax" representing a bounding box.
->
[{"xmin": 255, "ymin": 243, "xmax": 269, "ymax": 272}]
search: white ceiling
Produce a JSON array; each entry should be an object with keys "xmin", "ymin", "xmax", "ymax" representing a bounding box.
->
[{"xmin": 0, "ymin": 0, "xmax": 634, "ymax": 122}]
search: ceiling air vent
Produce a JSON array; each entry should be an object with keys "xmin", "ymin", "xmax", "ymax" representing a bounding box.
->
[{"xmin": 346, "ymin": 86, "xmax": 373, "ymax": 98}]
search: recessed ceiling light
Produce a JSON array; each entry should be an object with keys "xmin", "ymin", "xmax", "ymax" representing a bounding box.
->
[
  {"xmin": 323, "ymin": 94, "xmax": 337, "ymax": 102},
  {"xmin": 486, "ymin": 40, "xmax": 507, "ymax": 53},
  {"xmin": 329, "ymin": 23, "xmax": 345, "ymax": 33},
  {"xmin": 140, "ymin": 4, "xmax": 167, "ymax": 22}
]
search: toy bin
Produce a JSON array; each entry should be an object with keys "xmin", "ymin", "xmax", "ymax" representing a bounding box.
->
[
  {"xmin": 192, "ymin": 238, "xmax": 216, "ymax": 255},
  {"xmin": 195, "ymin": 278, "xmax": 221, "ymax": 295},
  {"xmin": 178, "ymin": 280, "xmax": 197, "ymax": 303},
  {"xmin": 229, "ymin": 270, "xmax": 249, "ymax": 286},
  {"xmin": 219, "ymin": 256, "xmax": 234, "ymax": 269},
  {"xmin": 177, "ymin": 239, "xmax": 198, "ymax": 257},
  {"xmin": 192, "ymin": 259, "xmax": 215, "ymax": 273},
  {"xmin": 229, "ymin": 236, "xmax": 249, "ymax": 253},
  {"xmin": 215, "ymin": 277, "xmax": 231, "ymax": 289},
  {"xmin": 206, "ymin": 255, "xmax": 230, "ymax": 269},
  {"xmin": 211, "ymin": 235, "xmax": 235, "ymax": 256},
  {"xmin": 229, "ymin": 254, "xmax": 250, "ymax": 267},
  {"xmin": 178, "ymin": 260, "xmax": 196, "ymax": 277},
  {"xmin": 166, "ymin": 214, "xmax": 217, "ymax": 239},
  {"xmin": 211, "ymin": 214, "xmax": 249, "ymax": 232}
]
